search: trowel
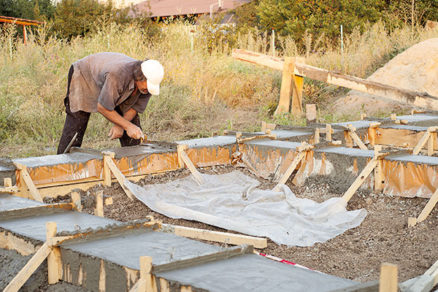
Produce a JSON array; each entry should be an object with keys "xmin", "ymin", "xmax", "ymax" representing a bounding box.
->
[{"xmin": 140, "ymin": 136, "xmax": 177, "ymax": 151}]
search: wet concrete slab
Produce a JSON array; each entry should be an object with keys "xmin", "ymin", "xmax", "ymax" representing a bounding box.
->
[
  {"xmin": 0, "ymin": 211, "xmax": 116, "ymax": 242},
  {"xmin": 246, "ymin": 140, "xmax": 302, "ymax": 150},
  {"xmin": 157, "ymin": 253, "xmax": 356, "ymax": 292},
  {"xmin": 332, "ymin": 120, "xmax": 377, "ymax": 129},
  {"xmin": 13, "ymin": 152, "xmax": 102, "ymax": 168},
  {"xmin": 380, "ymin": 124, "xmax": 428, "ymax": 131},
  {"xmin": 386, "ymin": 154, "xmax": 438, "ymax": 165},
  {"xmin": 397, "ymin": 114, "xmax": 438, "ymax": 123},
  {"xmin": 62, "ymin": 230, "xmax": 224, "ymax": 269},
  {"xmin": 316, "ymin": 147, "xmax": 375, "ymax": 158},
  {"xmin": 108, "ymin": 144, "xmax": 177, "ymax": 160},
  {"xmin": 271, "ymin": 130, "xmax": 312, "ymax": 139},
  {"xmin": 0, "ymin": 194, "xmax": 43, "ymax": 211},
  {"xmin": 177, "ymin": 136, "xmax": 236, "ymax": 148}
]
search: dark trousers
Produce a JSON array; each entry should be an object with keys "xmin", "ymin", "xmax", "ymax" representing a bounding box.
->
[{"xmin": 57, "ymin": 66, "xmax": 141, "ymax": 154}]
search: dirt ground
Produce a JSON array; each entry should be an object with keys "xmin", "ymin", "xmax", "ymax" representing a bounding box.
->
[{"xmin": 55, "ymin": 165, "xmax": 438, "ymax": 284}]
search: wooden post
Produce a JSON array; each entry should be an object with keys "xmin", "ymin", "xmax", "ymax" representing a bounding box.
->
[
  {"xmin": 306, "ymin": 104, "xmax": 317, "ymax": 124},
  {"xmin": 314, "ymin": 128, "xmax": 320, "ymax": 144},
  {"xmin": 46, "ymin": 222, "xmax": 61, "ymax": 284},
  {"xmin": 95, "ymin": 190, "xmax": 104, "ymax": 217},
  {"xmin": 274, "ymin": 57, "xmax": 294, "ymax": 115},
  {"xmin": 103, "ymin": 152, "xmax": 114, "ymax": 187},
  {"xmin": 291, "ymin": 74, "xmax": 304, "ymax": 115},
  {"xmin": 374, "ymin": 146, "xmax": 384, "ymax": 192},
  {"xmin": 140, "ymin": 256, "xmax": 154, "ymax": 292},
  {"xmin": 368, "ymin": 122, "xmax": 381, "ymax": 146},
  {"xmin": 71, "ymin": 191, "xmax": 82, "ymax": 212},
  {"xmin": 379, "ymin": 263, "xmax": 398, "ymax": 292},
  {"xmin": 326, "ymin": 124, "xmax": 332, "ymax": 142}
]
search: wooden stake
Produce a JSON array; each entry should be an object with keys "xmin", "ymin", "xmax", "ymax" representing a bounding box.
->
[
  {"xmin": 390, "ymin": 113, "xmax": 397, "ymax": 121},
  {"xmin": 103, "ymin": 152, "xmax": 114, "ymax": 187},
  {"xmin": 275, "ymin": 57, "xmax": 294, "ymax": 115},
  {"xmin": 428, "ymin": 132, "xmax": 436, "ymax": 156},
  {"xmin": 140, "ymin": 256, "xmax": 154, "ymax": 292},
  {"xmin": 4, "ymin": 177, "xmax": 12, "ymax": 187},
  {"xmin": 374, "ymin": 159, "xmax": 384, "ymax": 192},
  {"xmin": 368, "ymin": 122, "xmax": 381, "ymax": 146},
  {"xmin": 379, "ymin": 263, "xmax": 398, "ymax": 292},
  {"xmin": 0, "ymin": 177, "xmax": 17, "ymax": 193},
  {"xmin": 102, "ymin": 151, "xmax": 135, "ymax": 200},
  {"xmin": 46, "ymin": 222, "xmax": 61, "ymax": 284},
  {"xmin": 3, "ymin": 242, "xmax": 51, "ymax": 292},
  {"xmin": 71, "ymin": 191, "xmax": 82, "ymax": 212},
  {"xmin": 342, "ymin": 158, "xmax": 378, "ymax": 203},
  {"xmin": 291, "ymin": 74, "xmax": 304, "ymax": 115},
  {"xmin": 306, "ymin": 104, "xmax": 317, "ymax": 124},
  {"xmin": 95, "ymin": 190, "xmax": 104, "ymax": 217},
  {"xmin": 177, "ymin": 145, "xmax": 204, "ymax": 185},
  {"xmin": 314, "ymin": 127, "xmax": 320, "ymax": 144},
  {"xmin": 408, "ymin": 187, "xmax": 438, "ymax": 227},
  {"xmin": 14, "ymin": 163, "xmax": 43, "ymax": 202},
  {"xmin": 360, "ymin": 113, "xmax": 367, "ymax": 120},
  {"xmin": 326, "ymin": 124, "xmax": 332, "ymax": 142}
]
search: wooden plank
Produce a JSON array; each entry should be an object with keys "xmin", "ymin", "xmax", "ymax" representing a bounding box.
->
[
  {"xmin": 14, "ymin": 163, "xmax": 43, "ymax": 202},
  {"xmin": 413, "ymin": 131, "xmax": 431, "ymax": 155},
  {"xmin": 103, "ymin": 154, "xmax": 112, "ymax": 187},
  {"xmin": 140, "ymin": 256, "xmax": 156, "ymax": 292},
  {"xmin": 379, "ymin": 263, "xmax": 398, "ymax": 292},
  {"xmin": 103, "ymin": 152, "xmax": 135, "ymax": 200},
  {"xmin": 273, "ymin": 151, "xmax": 306, "ymax": 191},
  {"xmin": 408, "ymin": 187, "xmax": 438, "ymax": 227},
  {"xmin": 342, "ymin": 158, "xmax": 378, "ymax": 203},
  {"xmin": 232, "ymin": 49, "xmax": 438, "ymax": 110},
  {"xmin": 46, "ymin": 222, "xmax": 61, "ymax": 284},
  {"xmin": 154, "ymin": 245, "xmax": 252, "ymax": 273},
  {"xmin": 292, "ymin": 75, "xmax": 304, "ymax": 115},
  {"xmin": 177, "ymin": 145, "xmax": 204, "ymax": 185},
  {"xmin": 99, "ymin": 259, "xmax": 105, "ymax": 292},
  {"xmin": 374, "ymin": 159, "xmax": 384, "ymax": 192},
  {"xmin": 3, "ymin": 242, "xmax": 51, "ymax": 292},
  {"xmin": 166, "ymin": 224, "xmax": 267, "ymax": 248},
  {"xmin": 275, "ymin": 57, "xmax": 294, "ymax": 115}
]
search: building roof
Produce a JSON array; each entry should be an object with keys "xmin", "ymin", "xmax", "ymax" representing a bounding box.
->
[{"xmin": 131, "ymin": 0, "xmax": 250, "ymax": 18}]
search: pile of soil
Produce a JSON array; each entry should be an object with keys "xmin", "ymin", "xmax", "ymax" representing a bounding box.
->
[
  {"xmin": 72, "ymin": 165, "xmax": 438, "ymax": 283},
  {"xmin": 332, "ymin": 38, "xmax": 438, "ymax": 116}
]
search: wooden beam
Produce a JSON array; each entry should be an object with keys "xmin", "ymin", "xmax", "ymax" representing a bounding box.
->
[
  {"xmin": 163, "ymin": 224, "xmax": 268, "ymax": 249},
  {"xmin": 102, "ymin": 151, "xmax": 135, "ymax": 200},
  {"xmin": 95, "ymin": 190, "xmax": 104, "ymax": 217},
  {"xmin": 346, "ymin": 124, "xmax": 367, "ymax": 150},
  {"xmin": 275, "ymin": 57, "xmax": 294, "ymax": 115},
  {"xmin": 14, "ymin": 163, "xmax": 43, "ymax": 202},
  {"xmin": 413, "ymin": 131, "xmax": 431, "ymax": 155},
  {"xmin": 3, "ymin": 242, "xmax": 51, "ymax": 292},
  {"xmin": 232, "ymin": 49, "xmax": 438, "ymax": 110},
  {"xmin": 379, "ymin": 263, "xmax": 398, "ymax": 292},
  {"xmin": 274, "ymin": 151, "xmax": 307, "ymax": 191},
  {"xmin": 177, "ymin": 145, "xmax": 204, "ymax": 185},
  {"xmin": 342, "ymin": 158, "xmax": 378, "ymax": 203},
  {"xmin": 408, "ymin": 187, "xmax": 438, "ymax": 227}
]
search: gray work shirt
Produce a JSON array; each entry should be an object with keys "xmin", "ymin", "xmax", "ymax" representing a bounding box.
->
[{"xmin": 68, "ymin": 52, "xmax": 150, "ymax": 113}]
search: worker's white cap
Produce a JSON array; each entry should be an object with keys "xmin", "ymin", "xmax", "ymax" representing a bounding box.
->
[{"xmin": 141, "ymin": 59, "xmax": 164, "ymax": 96}]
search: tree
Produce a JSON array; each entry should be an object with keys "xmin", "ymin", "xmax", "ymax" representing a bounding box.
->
[
  {"xmin": 0, "ymin": 0, "xmax": 54, "ymax": 20},
  {"xmin": 257, "ymin": 0, "xmax": 387, "ymax": 42}
]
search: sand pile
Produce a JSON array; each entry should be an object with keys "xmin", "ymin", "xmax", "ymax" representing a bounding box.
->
[{"xmin": 332, "ymin": 38, "xmax": 438, "ymax": 115}]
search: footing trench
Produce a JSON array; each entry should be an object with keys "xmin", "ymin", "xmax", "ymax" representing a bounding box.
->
[{"xmin": 1, "ymin": 112, "xmax": 438, "ymax": 291}]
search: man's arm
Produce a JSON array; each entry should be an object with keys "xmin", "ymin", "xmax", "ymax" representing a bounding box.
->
[{"xmin": 97, "ymin": 103, "xmax": 143, "ymax": 139}]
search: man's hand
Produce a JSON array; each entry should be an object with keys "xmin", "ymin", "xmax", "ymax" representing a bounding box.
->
[
  {"xmin": 126, "ymin": 124, "xmax": 144, "ymax": 140},
  {"xmin": 108, "ymin": 125, "xmax": 124, "ymax": 140}
]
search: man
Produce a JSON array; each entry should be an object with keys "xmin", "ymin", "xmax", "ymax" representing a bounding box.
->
[{"xmin": 57, "ymin": 52, "xmax": 164, "ymax": 154}]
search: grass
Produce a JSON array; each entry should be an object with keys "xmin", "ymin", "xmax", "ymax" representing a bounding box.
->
[{"xmin": 0, "ymin": 21, "xmax": 437, "ymax": 157}]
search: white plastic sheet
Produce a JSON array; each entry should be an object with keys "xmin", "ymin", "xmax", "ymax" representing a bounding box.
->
[{"xmin": 126, "ymin": 171, "xmax": 367, "ymax": 247}]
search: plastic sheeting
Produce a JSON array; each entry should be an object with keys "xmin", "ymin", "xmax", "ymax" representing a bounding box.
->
[{"xmin": 126, "ymin": 171, "xmax": 367, "ymax": 247}]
